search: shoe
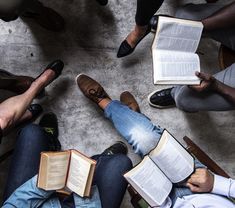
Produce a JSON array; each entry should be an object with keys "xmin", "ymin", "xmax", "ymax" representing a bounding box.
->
[
  {"xmin": 22, "ymin": 5, "xmax": 65, "ymax": 32},
  {"xmin": 39, "ymin": 112, "xmax": 61, "ymax": 150},
  {"xmin": 117, "ymin": 25, "xmax": 151, "ymax": 58},
  {"xmin": 96, "ymin": 0, "xmax": 108, "ymax": 6},
  {"xmin": 35, "ymin": 60, "xmax": 64, "ymax": 85},
  {"xmin": 120, "ymin": 91, "xmax": 140, "ymax": 113},
  {"xmin": 101, "ymin": 141, "xmax": 128, "ymax": 155},
  {"xmin": 28, "ymin": 104, "xmax": 43, "ymax": 120},
  {"xmin": 76, "ymin": 74, "xmax": 110, "ymax": 104},
  {"xmin": 148, "ymin": 88, "xmax": 175, "ymax": 108},
  {"xmin": 0, "ymin": 69, "xmax": 34, "ymax": 94}
]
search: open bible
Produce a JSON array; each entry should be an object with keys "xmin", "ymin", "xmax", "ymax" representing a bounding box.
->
[
  {"xmin": 37, "ymin": 150, "xmax": 96, "ymax": 197},
  {"xmin": 152, "ymin": 16, "xmax": 203, "ymax": 85},
  {"xmin": 124, "ymin": 130, "xmax": 194, "ymax": 207}
]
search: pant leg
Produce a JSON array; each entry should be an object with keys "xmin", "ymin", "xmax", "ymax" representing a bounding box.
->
[
  {"xmin": 104, "ymin": 100, "xmax": 164, "ymax": 157},
  {"xmin": 0, "ymin": 0, "xmax": 41, "ymax": 21},
  {"xmin": 135, "ymin": 0, "xmax": 164, "ymax": 26},
  {"xmin": 175, "ymin": 3, "xmax": 235, "ymax": 51},
  {"xmin": 3, "ymin": 124, "xmax": 58, "ymax": 201},
  {"xmin": 91, "ymin": 154, "xmax": 133, "ymax": 208},
  {"xmin": 171, "ymin": 63, "xmax": 235, "ymax": 112}
]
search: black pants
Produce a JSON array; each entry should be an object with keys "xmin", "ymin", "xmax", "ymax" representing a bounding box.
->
[{"xmin": 135, "ymin": 0, "xmax": 164, "ymax": 26}]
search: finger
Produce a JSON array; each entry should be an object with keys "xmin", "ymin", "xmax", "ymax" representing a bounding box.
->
[
  {"xmin": 195, "ymin": 71, "xmax": 211, "ymax": 81},
  {"xmin": 186, "ymin": 183, "xmax": 201, "ymax": 192}
]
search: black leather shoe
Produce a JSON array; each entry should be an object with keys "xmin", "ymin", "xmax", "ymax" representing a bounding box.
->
[
  {"xmin": 35, "ymin": 60, "xmax": 64, "ymax": 83},
  {"xmin": 148, "ymin": 88, "xmax": 175, "ymax": 108},
  {"xmin": 22, "ymin": 5, "xmax": 65, "ymax": 32},
  {"xmin": 117, "ymin": 25, "xmax": 151, "ymax": 58},
  {"xmin": 96, "ymin": 0, "xmax": 108, "ymax": 6},
  {"xmin": 28, "ymin": 104, "xmax": 43, "ymax": 119},
  {"xmin": 101, "ymin": 141, "xmax": 128, "ymax": 155}
]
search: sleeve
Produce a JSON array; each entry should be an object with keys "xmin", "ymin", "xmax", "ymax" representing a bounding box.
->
[
  {"xmin": 211, "ymin": 174, "xmax": 235, "ymax": 198},
  {"xmin": 2, "ymin": 175, "xmax": 55, "ymax": 208}
]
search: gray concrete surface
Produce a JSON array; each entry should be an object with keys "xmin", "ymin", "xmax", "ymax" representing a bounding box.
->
[{"xmin": 0, "ymin": 0, "xmax": 235, "ymax": 207}]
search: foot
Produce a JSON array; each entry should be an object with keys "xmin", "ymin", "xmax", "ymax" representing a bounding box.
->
[
  {"xmin": 96, "ymin": 0, "xmax": 108, "ymax": 6},
  {"xmin": 120, "ymin": 91, "xmax": 140, "ymax": 113},
  {"xmin": 101, "ymin": 141, "xmax": 128, "ymax": 155},
  {"xmin": 0, "ymin": 69, "xmax": 34, "ymax": 94},
  {"xmin": 39, "ymin": 112, "xmax": 61, "ymax": 150},
  {"xmin": 76, "ymin": 74, "xmax": 110, "ymax": 105},
  {"xmin": 22, "ymin": 5, "xmax": 65, "ymax": 32},
  {"xmin": 117, "ymin": 25, "xmax": 150, "ymax": 58},
  {"xmin": 34, "ymin": 60, "xmax": 64, "ymax": 90},
  {"xmin": 148, "ymin": 88, "xmax": 175, "ymax": 108}
]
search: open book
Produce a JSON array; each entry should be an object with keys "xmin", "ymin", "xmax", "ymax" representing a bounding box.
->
[
  {"xmin": 37, "ymin": 150, "xmax": 96, "ymax": 197},
  {"xmin": 124, "ymin": 130, "xmax": 194, "ymax": 207},
  {"xmin": 152, "ymin": 16, "xmax": 203, "ymax": 85}
]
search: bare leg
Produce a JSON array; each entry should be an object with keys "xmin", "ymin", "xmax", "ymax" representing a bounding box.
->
[{"xmin": 0, "ymin": 69, "xmax": 55, "ymax": 132}]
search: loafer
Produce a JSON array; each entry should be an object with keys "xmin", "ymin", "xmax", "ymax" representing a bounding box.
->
[
  {"xmin": 120, "ymin": 91, "xmax": 140, "ymax": 113},
  {"xmin": 76, "ymin": 74, "xmax": 110, "ymax": 104}
]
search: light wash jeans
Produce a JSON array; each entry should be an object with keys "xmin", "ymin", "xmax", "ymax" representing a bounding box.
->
[{"xmin": 104, "ymin": 100, "xmax": 205, "ymax": 205}]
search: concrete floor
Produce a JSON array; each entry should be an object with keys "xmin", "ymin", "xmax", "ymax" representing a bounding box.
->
[{"xmin": 0, "ymin": 0, "xmax": 235, "ymax": 207}]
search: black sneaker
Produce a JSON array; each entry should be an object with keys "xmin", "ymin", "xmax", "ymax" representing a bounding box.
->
[
  {"xmin": 148, "ymin": 88, "xmax": 175, "ymax": 108},
  {"xmin": 39, "ymin": 112, "xmax": 61, "ymax": 150},
  {"xmin": 101, "ymin": 141, "xmax": 128, "ymax": 155}
]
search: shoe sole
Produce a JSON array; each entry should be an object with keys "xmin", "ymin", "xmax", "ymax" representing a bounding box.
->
[{"xmin": 147, "ymin": 89, "xmax": 175, "ymax": 109}]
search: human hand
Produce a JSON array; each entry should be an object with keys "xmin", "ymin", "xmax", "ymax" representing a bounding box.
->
[
  {"xmin": 186, "ymin": 168, "xmax": 214, "ymax": 193},
  {"xmin": 189, "ymin": 71, "xmax": 217, "ymax": 92}
]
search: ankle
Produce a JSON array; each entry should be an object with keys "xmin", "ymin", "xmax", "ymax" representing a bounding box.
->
[
  {"xmin": 98, "ymin": 98, "xmax": 112, "ymax": 110},
  {"xmin": 135, "ymin": 25, "xmax": 148, "ymax": 35}
]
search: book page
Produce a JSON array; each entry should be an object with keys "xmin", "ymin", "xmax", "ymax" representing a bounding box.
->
[
  {"xmin": 149, "ymin": 130, "xmax": 194, "ymax": 183},
  {"xmin": 66, "ymin": 150, "xmax": 92, "ymax": 197},
  {"xmin": 124, "ymin": 157, "xmax": 172, "ymax": 207},
  {"xmin": 153, "ymin": 49, "xmax": 200, "ymax": 85},
  {"xmin": 38, "ymin": 151, "xmax": 70, "ymax": 190},
  {"xmin": 152, "ymin": 16, "xmax": 203, "ymax": 53}
]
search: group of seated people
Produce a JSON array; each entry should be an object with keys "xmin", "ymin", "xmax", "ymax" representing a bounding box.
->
[{"xmin": 0, "ymin": 0, "xmax": 235, "ymax": 207}]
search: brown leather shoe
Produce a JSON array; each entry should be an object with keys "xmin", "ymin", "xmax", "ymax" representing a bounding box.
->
[
  {"xmin": 76, "ymin": 74, "xmax": 110, "ymax": 104},
  {"xmin": 120, "ymin": 91, "xmax": 140, "ymax": 113},
  {"xmin": 0, "ymin": 69, "xmax": 34, "ymax": 94}
]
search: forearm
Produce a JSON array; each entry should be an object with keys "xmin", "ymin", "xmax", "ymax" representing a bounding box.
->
[
  {"xmin": 214, "ymin": 80, "xmax": 235, "ymax": 104},
  {"xmin": 202, "ymin": 1, "xmax": 235, "ymax": 30}
]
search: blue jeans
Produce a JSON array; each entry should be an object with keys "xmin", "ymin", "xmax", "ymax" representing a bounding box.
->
[
  {"xmin": 3, "ymin": 124, "xmax": 132, "ymax": 208},
  {"xmin": 104, "ymin": 101, "xmax": 206, "ymax": 206}
]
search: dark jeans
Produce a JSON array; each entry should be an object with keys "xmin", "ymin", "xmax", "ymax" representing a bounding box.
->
[
  {"xmin": 135, "ymin": 0, "xmax": 164, "ymax": 26},
  {"xmin": 3, "ymin": 124, "xmax": 132, "ymax": 208}
]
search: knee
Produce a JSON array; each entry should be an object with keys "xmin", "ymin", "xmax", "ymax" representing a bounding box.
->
[
  {"xmin": 175, "ymin": 4, "xmax": 201, "ymax": 20},
  {"xmin": 18, "ymin": 124, "xmax": 46, "ymax": 145},
  {"xmin": 110, "ymin": 154, "xmax": 133, "ymax": 172},
  {"xmin": 174, "ymin": 90, "xmax": 195, "ymax": 112}
]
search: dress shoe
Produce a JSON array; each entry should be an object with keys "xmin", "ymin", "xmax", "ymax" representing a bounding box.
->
[
  {"xmin": 22, "ymin": 4, "xmax": 65, "ymax": 32},
  {"xmin": 96, "ymin": 0, "xmax": 108, "ymax": 6},
  {"xmin": 148, "ymin": 88, "xmax": 175, "ymax": 108},
  {"xmin": 76, "ymin": 74, "xmax": 110, "ymax": 104},
  {"xmin": 117, "ymin": 25, "xmax": 151, "ymax": 58},
  {"xmin": 120, "ymin": 91, "xmax": 140, "ymax": 113},
  {"xmin": 101, "ymin": 141, "xmax": 128, "ymax": 155},
  {"xmin": 0, "ymin": 69, "xmax": 34, "ymax": 94}
]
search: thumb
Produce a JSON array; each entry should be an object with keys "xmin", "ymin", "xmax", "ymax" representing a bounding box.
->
[
  {"xmin": 186, "ymin": 183, "xmax": 200, "ymax": 192},
  {"xmin": 195, "ymin": 71, "xmax": 211, "ymax": 81}
]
